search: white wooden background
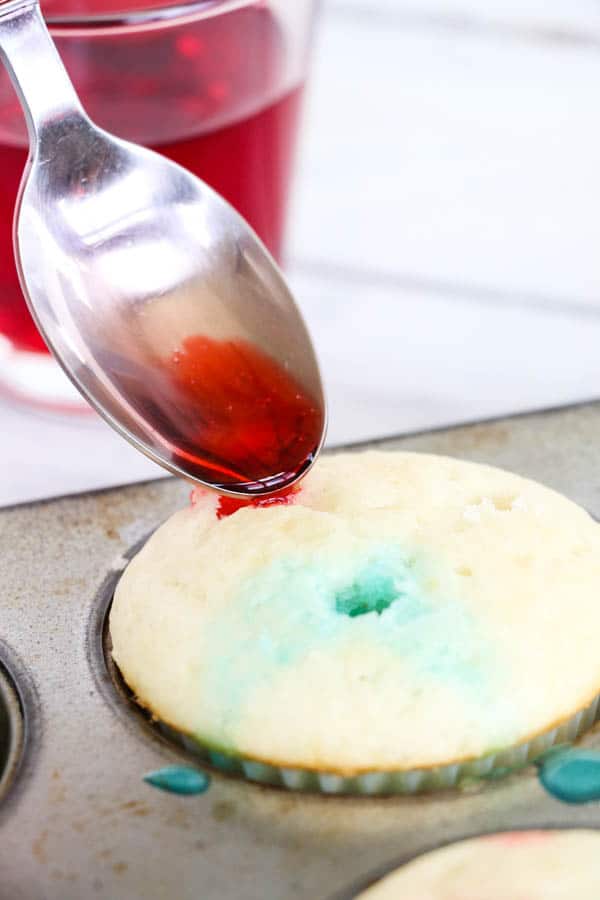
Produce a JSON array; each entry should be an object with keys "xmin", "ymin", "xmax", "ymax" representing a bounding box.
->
[{"xmin": 2, "ymin": 0, "xmax": 600, "ymax": 506}]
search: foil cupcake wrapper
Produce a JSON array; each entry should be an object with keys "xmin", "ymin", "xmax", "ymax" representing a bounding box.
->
[{"xmin": 155, "ymin": 693, "xmax": 600, "ymax": 796}]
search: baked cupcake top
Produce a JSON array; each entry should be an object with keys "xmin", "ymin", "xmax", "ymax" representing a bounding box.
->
[
  {"xmin": 110, "ymin": 451, "xmax": 600, "ymax": 775},
  {"xmin": 356, "ymin": 830, "xmax": 600, "ymax": 898}
]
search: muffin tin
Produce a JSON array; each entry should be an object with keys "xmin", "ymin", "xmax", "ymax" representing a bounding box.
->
[{"xmin": 2, "ymin": 400, "xmax": 600, "ymax": 899}]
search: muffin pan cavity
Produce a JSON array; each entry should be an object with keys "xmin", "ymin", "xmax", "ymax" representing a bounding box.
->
[
  {"xmin": 342, "ymin": 828, "xmax": 600, "ymax": 899},
  {"xmin": 0, "ymin": 661, "xmax": 24, "ymax": 804},
  {"xmin": 97, "ymin": 544, "xmax": 600, "ymax": 798},
  {"xmin": 92, "ymin": 556, "xmax": 176, "ymax": 755}
]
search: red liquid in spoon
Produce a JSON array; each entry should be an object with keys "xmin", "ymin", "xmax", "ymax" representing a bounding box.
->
[{"xmin": 129, "ymin": 335, "xmax": 323, "ymax": 493}]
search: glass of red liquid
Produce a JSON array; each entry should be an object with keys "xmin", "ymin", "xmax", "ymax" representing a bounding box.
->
[{"xmin": 0, "ymin": 0, "xmax": 317, "ymax": 409}]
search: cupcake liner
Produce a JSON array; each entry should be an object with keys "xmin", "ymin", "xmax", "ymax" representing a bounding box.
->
[{"xmin": 152, "ymin": 692, "xmax": 600, "ymax": 796}]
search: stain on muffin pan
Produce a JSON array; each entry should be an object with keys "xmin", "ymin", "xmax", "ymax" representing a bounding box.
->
[{"xmin": 3, "ymin": 402, "xmax": 600, "ymax": 899}]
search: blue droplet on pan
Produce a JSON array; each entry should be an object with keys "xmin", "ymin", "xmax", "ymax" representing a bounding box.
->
[
  {"xmin": 143, "ymin": 765, "xmax": 211, "ymax": 796},
  {"xmin": 537, "ymin": 747, "xmax": 600, "ymax": 804}
]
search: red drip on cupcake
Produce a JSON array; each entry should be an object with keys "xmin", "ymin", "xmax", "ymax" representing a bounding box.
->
[
  {"xmin": 190, "ymin": 485, "xmax": 298, "ymax": 518},
  {"xmin": 489, "ymin": 832, "xmax": 550, "ymax": 847}
]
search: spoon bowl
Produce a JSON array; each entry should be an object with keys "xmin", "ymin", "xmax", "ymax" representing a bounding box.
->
[{"xmin": 0, "ymin": 0, "xmax": 326, "ymax": 495}]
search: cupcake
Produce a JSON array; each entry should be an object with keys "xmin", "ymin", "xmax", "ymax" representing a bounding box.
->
[
  {"xmin": 110, "ymin": 451, "xmax": 600, "ymax": 793},
  {"xmin": 354, "ymin": 830, "xmax": 600, "ymax": 898}
]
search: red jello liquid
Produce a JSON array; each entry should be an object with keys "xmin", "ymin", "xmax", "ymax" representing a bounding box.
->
[
  {"xmin": 190, "ymin": 484, "xmax": 298, "ymax": 518},
  {"xmin": 216, "ymin": 486, "xmax": 298, "ymax": 519},
  {"xmin": 0, "ymin": 5, "xmax": 303, "ymax": 354},
  {"xmin": 148, "ymin": 335, "xmax": 323, "ymax": 492}
]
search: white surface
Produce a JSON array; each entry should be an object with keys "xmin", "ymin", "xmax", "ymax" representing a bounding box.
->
[
  {"xmin": 290, "ymin": 15, "xmax": 600, "ymax": 303},
  {"xmin": 328, "ymin": 0, "xmax": 600, "ymax": 34},
  {"xmin": 294, "ymin": 269, "xmax": 600, "ymax": 445},
  {"xmin": 2, "ymin": 0, "xmax": 600, "ymax": 506}
]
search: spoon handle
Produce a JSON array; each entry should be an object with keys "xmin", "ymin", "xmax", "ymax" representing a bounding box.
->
[{"xmin": 0, "ymin": 0, "xmax": 84, "ymax": 147}]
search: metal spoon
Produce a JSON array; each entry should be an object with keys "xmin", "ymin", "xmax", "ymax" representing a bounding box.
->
[{"xmin": 0, "ymin": 0, "xmax": 326, "ymax": 496}]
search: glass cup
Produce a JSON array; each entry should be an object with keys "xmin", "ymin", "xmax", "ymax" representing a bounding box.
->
[{"xmin": 0, "ymin": 0, "xmax": 317, "ymax": 409}]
